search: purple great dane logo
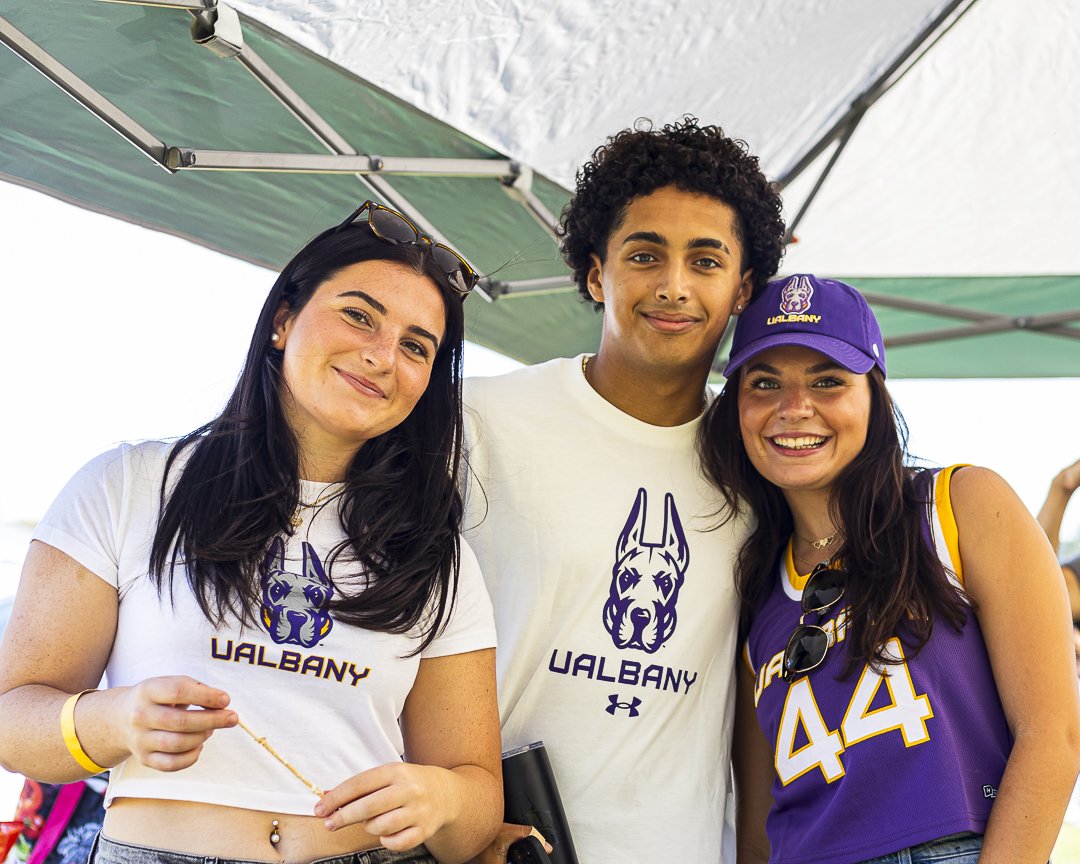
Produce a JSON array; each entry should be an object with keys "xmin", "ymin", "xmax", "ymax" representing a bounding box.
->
[
  {"xmin": 260, "ymin": 537, "xmax": 335, "ymax": 648},
  {"xmin": 603, "ymin": 488, "xmax": 689, "ymax": 654},
  {"xmin": 779, "ymin": 274, "xmax": 814, "ymax": 315}
]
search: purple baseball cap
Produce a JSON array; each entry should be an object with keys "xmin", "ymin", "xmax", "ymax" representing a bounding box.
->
[{"xmin": 722, "ymin": 274, "xmax": 886, "ymax": 378}]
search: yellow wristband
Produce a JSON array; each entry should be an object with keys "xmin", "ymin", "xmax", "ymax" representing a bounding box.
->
[{"xmin": 60, "ymin": 689, "xmax": 108, "ymax": 774}]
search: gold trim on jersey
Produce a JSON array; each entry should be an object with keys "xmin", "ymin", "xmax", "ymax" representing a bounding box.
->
[
  {"xmin": 934, "ymin": 464, "xmax": 968, "ymax": 586},
  {"xmin": 784, "ymin": 539, "xmax": 813, "ymax": 594}
]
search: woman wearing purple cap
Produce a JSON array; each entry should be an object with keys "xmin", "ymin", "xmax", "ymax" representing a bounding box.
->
[{"xmin": 700, "ymin": 274, "xmax": 1079, "ymax": 863}]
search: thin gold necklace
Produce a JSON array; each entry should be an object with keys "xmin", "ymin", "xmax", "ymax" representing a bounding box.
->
[
  {"xmin": 800, "ymin": 529, "xmax": 841, "ymax": 550},
  {"xmin": 792, "ymin": 530, "xmax": 841, "ymax": 573},
  {"xmin": 290, "ymin": 484, "xmax": 343, "ymax": 529}
]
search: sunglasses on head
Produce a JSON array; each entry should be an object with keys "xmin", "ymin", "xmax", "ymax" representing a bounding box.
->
[
  {"xmin": 337, "ymin": 200, "xmax": 479, "ymax": 297},
  {"xmin": 782, "ymin": 562, "xmax": 846, "ymax": 682}
]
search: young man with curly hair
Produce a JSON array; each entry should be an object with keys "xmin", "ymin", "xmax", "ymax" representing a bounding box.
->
[{"xmin": 463, "ymin": 117, "xmax": 786, "ymax": 863}]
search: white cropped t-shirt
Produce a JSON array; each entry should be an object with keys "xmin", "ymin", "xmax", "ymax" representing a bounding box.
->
[{"xmin": 33, "ymin": 441, "xmax": 497, "ymax": 814}]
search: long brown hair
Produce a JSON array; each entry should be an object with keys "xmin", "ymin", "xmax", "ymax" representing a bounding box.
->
[
  {"xmin": 699, "ymin": 368, "xmax": 969, "ymax": 674},
  {"xmin": 149, "ymin": 224, "xmax": 466, "ymax": 652}
]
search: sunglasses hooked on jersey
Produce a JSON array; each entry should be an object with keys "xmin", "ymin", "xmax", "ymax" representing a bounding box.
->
[
  {"xmin": 337, "ymin": 200, "xmax": 479, "ymax": 297},
  {"xmin": 782, "ymin": 562, "xmax": 846, "ymax": 682}
]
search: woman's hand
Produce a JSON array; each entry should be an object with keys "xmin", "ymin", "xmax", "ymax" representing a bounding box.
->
[
  {"xmin": 114, "ymin": 675, "xmax": 237, "ymax": 772},
  {"xmin": 316, "ymin": 761, "xmax": 460, "ymax": 852},
  {"xmin": 0, "ymin": 543, "xmax": 239, "ymax": 782},
  {"xmin": 314, "ymin": 648, "xmax": 501, "ymax": 863}
]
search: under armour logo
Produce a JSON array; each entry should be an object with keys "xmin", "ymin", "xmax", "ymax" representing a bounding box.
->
[{"xmin": 606, "ymin": 694, "xmax": 642, "ymax": 717}]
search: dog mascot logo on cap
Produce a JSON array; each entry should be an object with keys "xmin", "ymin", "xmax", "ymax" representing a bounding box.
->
[
  {"xmin": 779, "ymin": 275, "xmax": 814, "ymax": 315},
  {"xmin": 260, "ymin": 537, "xmax": 335, "ymax": 648},
  {"xmin": 603, "ymin": 488, "xmax": 689, "ymax": 654}
]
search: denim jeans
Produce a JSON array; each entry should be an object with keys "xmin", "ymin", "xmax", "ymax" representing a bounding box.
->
[
  {"xmin": 859, "ymin": 831, "xmax": 982, "ymax": 864},
  {"xmin": 88, "ymin": 833, "xmax": 437, "ymax": 864}
]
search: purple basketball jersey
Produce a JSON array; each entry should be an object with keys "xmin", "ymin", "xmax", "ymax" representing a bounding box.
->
[{"xmin": 744, "ymin": 467, "xmax": 1011, "ymax": 863}]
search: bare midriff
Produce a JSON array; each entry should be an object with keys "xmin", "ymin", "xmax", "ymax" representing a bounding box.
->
[{"xmin": 104, "ymin": 798, "xmax": 384, "ymax": 863}]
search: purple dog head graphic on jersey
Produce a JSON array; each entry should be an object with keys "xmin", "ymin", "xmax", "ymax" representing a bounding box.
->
[
  {"xmin": 603, "ymin": 488, "xmax": 689, "ymax": 654},
  {"xmin": 260, "ymin": 537, "xmax": 334, "ymax": 648}
]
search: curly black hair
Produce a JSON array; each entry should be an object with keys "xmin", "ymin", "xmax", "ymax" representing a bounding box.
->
[{"xmin": 558, "ymin": 116, "xmax": 786, "ymax": 310}]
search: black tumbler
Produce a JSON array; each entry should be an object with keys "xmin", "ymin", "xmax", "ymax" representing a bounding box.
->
[{"xmin": 501, "ymin": 741, "xmax": 579, "ymax": 864}]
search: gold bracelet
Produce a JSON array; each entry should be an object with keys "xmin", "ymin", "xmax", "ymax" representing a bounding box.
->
[{"xmin": 60, "ymin": 689, "xmax": 108, "ymax": 774}]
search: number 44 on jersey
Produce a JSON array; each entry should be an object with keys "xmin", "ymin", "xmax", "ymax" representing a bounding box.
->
[{"xmin": 774, "ymin": 638, "xmax": 934, "ymax": 785}]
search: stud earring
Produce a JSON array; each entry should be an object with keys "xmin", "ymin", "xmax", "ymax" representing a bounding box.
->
[
  {"xmin": 271, "ymin": 333, "xmax": 280, "ymax": 343},
  {"xmin": 735, "ymin": 304, "xmax": 743, "ymax": 312}
]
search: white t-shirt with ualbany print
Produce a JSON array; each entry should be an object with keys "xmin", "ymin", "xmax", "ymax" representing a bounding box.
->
[
  {"xmin": 464, "ymin": 356, "xmax": 749, "ymax": 862},
  {"xmin": 33, "ymin": 440, "xmax": 496, "ymax": 814}
]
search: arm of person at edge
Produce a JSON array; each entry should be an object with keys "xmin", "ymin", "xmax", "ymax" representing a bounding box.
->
[
  {"xmin": 1036, "ymin": 457, "xmax": 1080, "ymax": 555},
  {"xmin": 316, "ymin": 648, "xmax": 502, "ymax": 863},
  {"xmin": 0, "ymin": 541, "xmax": 238, "ymax": 782},
  {"xmin": 1036, "ymin": 457, "xmax": 1080, "ymax": 619},
  {"xmin": 732, "ymin": 656, "xmax": 774, "ymax": 864},
  {"xmin": 953, "ymin": 467, "xmax": 1080, "ymax": 862}
]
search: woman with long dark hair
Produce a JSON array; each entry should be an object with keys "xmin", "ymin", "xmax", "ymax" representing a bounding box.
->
[
  {"xmin": 700, "ymin": 274, "xmax": 1080, "ymax": 863},
  {"xmin": 0, "ymin": 203, "xmax": 501, "ymax": 864}
]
